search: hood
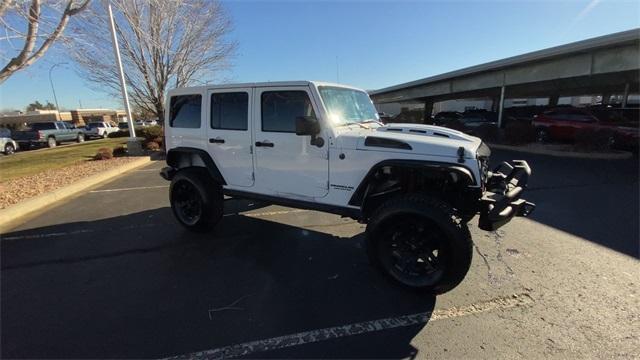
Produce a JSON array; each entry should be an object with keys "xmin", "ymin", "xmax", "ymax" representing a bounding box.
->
[{"xmin": 334, "ymin": 123, "xmax": 483, "ymax": 159}]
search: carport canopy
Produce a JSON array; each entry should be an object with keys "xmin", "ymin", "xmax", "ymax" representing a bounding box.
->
[{"xmin": 369, "ymin": 29, "xmax": 640, "ymax": 125}]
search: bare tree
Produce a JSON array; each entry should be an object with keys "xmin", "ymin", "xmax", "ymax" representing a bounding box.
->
[
  {"xmin": 71, "ymin": 0, "xmax": 235, "ymax": 121},
  {"xmin": 0, "ymin": 0, "xmax": 90, "ymax": 84}
]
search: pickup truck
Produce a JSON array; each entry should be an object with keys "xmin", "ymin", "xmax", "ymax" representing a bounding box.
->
[
  {"xmin": 13, "ymin": 121, "xmax": 86, "ymax": 148},
  {"xmin": 160, "ymin": 81, "xmax": 535, "ymax": 294},
  {"xmin": 85, "ymin": 122, "xmax": 118, "ymax": 139}
]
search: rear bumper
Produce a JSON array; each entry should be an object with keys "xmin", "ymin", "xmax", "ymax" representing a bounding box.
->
[{"xmin": 478, "ymin": 160, "xmax": 536, "ymax": 231}]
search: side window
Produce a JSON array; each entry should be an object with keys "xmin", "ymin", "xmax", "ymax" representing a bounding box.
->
[
  {"xmin": 211, "ymin": 92, "xmax": 248, "ymax": 130},
  {"xmin": 170, "ymin": 94, "xmax": 202, "ymax": 128},
  {"xmin": 261, "ymin": 91, "xmax": 316, "ymax": 132}
]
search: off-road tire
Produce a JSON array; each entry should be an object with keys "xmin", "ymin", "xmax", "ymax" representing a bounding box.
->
[
  {"xmin": 366, "ymin": 194, "xmax": 473, "ymax": 294},
  {"xmin": 170, "ymin": 168, "xmax": 223, "ymax": 232}
]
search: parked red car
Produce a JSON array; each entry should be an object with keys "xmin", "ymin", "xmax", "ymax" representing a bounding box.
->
[{"xmin": 532, "ymin": 107, "xmax": 639, "ymax": 148}]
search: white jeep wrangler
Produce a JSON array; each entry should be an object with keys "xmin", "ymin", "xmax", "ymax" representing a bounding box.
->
[{"xmin": 161, "ymin": 81, "xmax": 535, "ymax": 294}]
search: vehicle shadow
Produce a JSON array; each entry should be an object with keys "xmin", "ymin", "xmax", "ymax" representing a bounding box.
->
[
  {"xmin": 1, "ymin": 203, "xmax": 434, "ymax": 359},
  {"xmin": 490, "ymin": 149, "xmax": 640, "ymax": 258}
]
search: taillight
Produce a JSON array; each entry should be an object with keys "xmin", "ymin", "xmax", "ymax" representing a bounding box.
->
[{"xmin": 38, "ymin": 131, "xmax": 44, "ymax": 139}]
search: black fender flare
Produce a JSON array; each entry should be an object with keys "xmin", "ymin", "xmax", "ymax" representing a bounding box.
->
[
  {"xmin": 166, "ymin": 147, "xmax": 226, "ymax": 185},
  {"xmin": 348, "ymin": 159, "xmax": 476, "ymax": 207}
]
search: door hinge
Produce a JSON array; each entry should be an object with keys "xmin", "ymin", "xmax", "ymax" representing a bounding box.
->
[
  {"xmin": 326, "ymin": 180, "xmax": 330, "ymax": 190},
  {"xmin": 250, "ymin": 145, "xmax": 253, "ymax": 154},
  {"xmin": 252, "ymin": 172, "xmax": 255, "ymax": 181}
]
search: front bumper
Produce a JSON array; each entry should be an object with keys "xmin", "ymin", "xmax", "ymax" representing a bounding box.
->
[{"xmin": 478, "ymin": 160, "xmax": 536, "ymax": 231}]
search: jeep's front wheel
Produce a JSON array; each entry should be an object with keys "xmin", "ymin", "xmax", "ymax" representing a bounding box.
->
[
  {"xmin": 170, "ymin": 168, "xmax": 223, "ymax": 232},
  {"xmin": 366, "ymin": 194, "xmax": 472, "ymax": 294}
]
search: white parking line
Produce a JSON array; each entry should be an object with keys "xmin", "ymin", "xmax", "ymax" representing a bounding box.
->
[
  {"xmin": 1, "ymin": 223, "xmax": 160, "ymax": 241},
  {"xmin": 135, "ymin": 168, "xmax": 164, "ymax": 172},
  {"xmin": 1, "ymin": 229, "xmax": 94, "ymax": 241},
  {"xmin": 89, "ymin": 185, "xmax": 169, "ymax": 193},
  {"xmin": 2, "ymin": 209, "xmax": 309, "ymax": 240},
  {"xmin": 164, "ymin": 293, "xmax": 533, "ymax": 359}
]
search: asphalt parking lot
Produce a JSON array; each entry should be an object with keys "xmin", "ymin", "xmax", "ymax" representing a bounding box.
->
[{"xmin": 1, "ymin": 149, "xmax": 638, "ymax": 358}]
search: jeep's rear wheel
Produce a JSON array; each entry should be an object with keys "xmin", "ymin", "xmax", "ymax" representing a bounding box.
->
[
  {"xmin": 366, "ymin": 194, "xmax": 472, "ymax": 294},
  {"xmin": 170, "ymin": 168, "xmax": 223, "ymax": 232}
]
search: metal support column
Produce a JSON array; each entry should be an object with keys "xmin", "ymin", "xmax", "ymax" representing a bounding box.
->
[
  {"xmin": 622, "ymin": 83, "xmax": 630, "ymax": 108},
  {"xmin": 423, "ymin": 100, "xmax": 434, "ymax": 124},
  {"xmin": 497, "ymin": 86, "xmax": 505, "ymax": 128}
]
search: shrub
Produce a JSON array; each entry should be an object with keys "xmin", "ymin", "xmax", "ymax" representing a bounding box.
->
[
  {"xmin": 473, "ymin": 124, "xmax": 500, "ymax": 143},
  {"xmin": 137, "ymin": 125, "xmax": 163, "ymax": 140},
  {"xmin": 108, "ymin": 131, "xmax": 129, "ymax": 138},
  {"xmin": 145, "ymin": 141, "xmax": 160, "ymax": 151},
  {"xmin": 574, "ymin": 128, "xmax": 614, "ymax": 152},
  {"xmin": 94, "ymin": 147, "xmax": 113, "ymax": 160},
  {"xmin": 504, "ymin": 122, "xmax": 536, "ymax": 145},
  {"xmin": 150, "ymin": 136, "xmax": 163, "ymax": 146},
  {"xmin": 113, "ymin": 145, "xmax": 127, "ymax": 157}
]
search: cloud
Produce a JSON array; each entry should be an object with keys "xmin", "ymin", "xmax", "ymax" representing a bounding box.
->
[
  {"xmin": 574, "ymin": 0, "xmax": 602, "ymax": 23},
  {"xmin": 561, "ymin": 0, "xmax": 602, "ymax": 37}
]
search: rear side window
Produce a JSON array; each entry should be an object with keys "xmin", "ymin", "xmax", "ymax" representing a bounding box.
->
[
  {"xmin": 211, "ymin": 92, "xmax": 248, "ymax": 130},
  {"xmin": 31, "ymin": 123, "xmax": 56, "ymax": 130},
  {"xmin": 261, "ymin": 91, "xmax": 316, "ymax": 132},
  {"xmin": 170, "ymin": 95, "xmax": 202, "ymax": 128}
]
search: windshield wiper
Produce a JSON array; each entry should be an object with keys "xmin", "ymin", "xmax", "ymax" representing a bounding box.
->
[{"xmin": 336, "ymin": 122, "xmax": 368, "ymax": 128}]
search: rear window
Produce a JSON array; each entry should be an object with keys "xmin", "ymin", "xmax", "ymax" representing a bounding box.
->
[
  {"xmin": 170, "ymin": 95, "xmax": 202, "ymax": 128},
  {"xmin": 87, "ymin": 123, "xmax": 104, "ymax": 129},
  {"xmin": 31, "ymin": 123, "xmax": 56, "ymax": 130}
]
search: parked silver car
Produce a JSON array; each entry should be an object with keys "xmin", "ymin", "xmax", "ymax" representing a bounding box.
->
[{"xmin": 0, "ymin": 128, "xmax": 18, "ymax": 155}]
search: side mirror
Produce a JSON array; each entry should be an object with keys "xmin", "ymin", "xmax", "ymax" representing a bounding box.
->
[
  {"xmin": 295, "ymin": 116, "xmax": 324, "ymax": 147},
  {"xmin": 295, "ymin": 116, "xmax": 320, "ymax": 136}
]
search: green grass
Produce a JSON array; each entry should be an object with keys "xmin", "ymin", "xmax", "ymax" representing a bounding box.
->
[{"xmin": 0, "ymin": 138, "xmax": 128, "ymax": 182}]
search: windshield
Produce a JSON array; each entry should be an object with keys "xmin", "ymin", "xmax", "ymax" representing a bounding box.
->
[{"xmin": 318, "ymin": 86, "xmax": 379, "ymax": 125}]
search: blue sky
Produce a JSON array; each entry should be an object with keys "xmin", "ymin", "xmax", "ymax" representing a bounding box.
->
[{"xmin": 0, "ymin": 0, "xmax": 638, "ymax": 111}]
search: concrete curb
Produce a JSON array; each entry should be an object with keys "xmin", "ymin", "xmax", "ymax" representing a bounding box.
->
[
  {"xmin": 487, "ymin": 143, "xmax": 633, "ymax": 160},
  {"xmin": 0, "ymin": 156, "xmax": 151, "ymax": 234}
]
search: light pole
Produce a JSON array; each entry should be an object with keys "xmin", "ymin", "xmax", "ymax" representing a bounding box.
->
[
  {"xmin": 104, "ymin": 0, "xmax": 141, "ymax": 155},
  {"xmin": 49, "ymin": 62, "xmax": 67, "ymax": 121}
]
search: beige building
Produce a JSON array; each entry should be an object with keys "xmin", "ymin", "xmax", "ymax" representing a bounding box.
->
[{"xmin": 0, "ymin": 109, "xmax": 126, "ymax": 129}]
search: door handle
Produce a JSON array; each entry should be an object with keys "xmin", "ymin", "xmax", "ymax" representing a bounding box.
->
[
  {"xmin": 255, "ymin": 141, "xmax": 274, "ymax": 148},
  {"xmin": 209, "ymin": 138, "xmax": 225, "ymax": 144}
]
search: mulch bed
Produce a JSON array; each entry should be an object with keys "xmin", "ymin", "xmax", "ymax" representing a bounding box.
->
[{"xmin": 0, "ymin": 157, "xmax": 140, "ymax": 209}]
